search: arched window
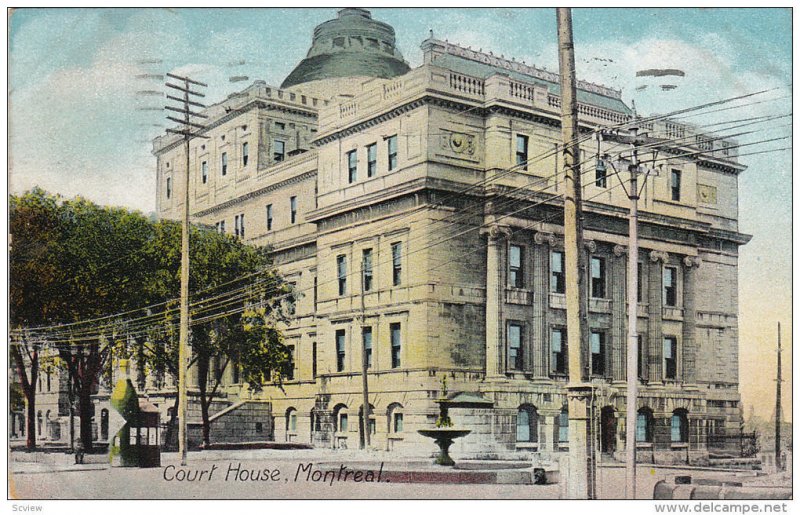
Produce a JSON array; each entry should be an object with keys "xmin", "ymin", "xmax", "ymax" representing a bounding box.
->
[
  {"xmin": 516, "ymin": 405, "xmax": 539, "ymax": 443},
  {"xmin": 45, "ymin": 410, "xmax": 51, "ymax": 439},
  {"xmin": 286, "ymin": 407, "xmax": 297, "ymax": 432},
  {"xmin": 636, "ymin": 408, "xmax": 654, "ymax": 443},
  {"xmin": 671, "ymin": 409, "xmax": 689, "ymax": 443},
  {"xmin": 387, "ymin": 403, "xmax": 404, "ymax": 433},
  {"xmin": 100, "ymin": 409, "xmax": 109, "ymax": 441},
  {"xmin": 333, "ymin": 404, "xmax": 349, "ymax": 433},
  {"xmin": 37, "ymin": 411, "xmax": 43, "ymax": 436},
  {"xmin": 558, "ymin": 406, "xmax": 569, "ymax": 443}
]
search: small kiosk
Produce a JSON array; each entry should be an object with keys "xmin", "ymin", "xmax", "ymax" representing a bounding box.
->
[{"xmin": 109, "ymin": 360, "xmax": 161, "ymax": 468}]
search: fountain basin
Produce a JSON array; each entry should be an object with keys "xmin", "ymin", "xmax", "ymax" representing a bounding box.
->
[{"xmin": 418, "ymin": 428, "xmax": 471, "ymax": 466}]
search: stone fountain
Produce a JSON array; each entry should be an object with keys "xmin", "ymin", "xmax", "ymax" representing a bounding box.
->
[{"xmin": 417, "ymin": 376, "xmax": 471, "ymax": 466}]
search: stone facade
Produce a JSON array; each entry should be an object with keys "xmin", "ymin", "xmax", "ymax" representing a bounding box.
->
[{"xmin": 142, "ymin": 9, "xmax": 750, "ymax": 464}]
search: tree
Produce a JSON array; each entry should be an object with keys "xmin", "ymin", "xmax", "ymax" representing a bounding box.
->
[
  {"xmin": 141, "ymin": 220, "xmax": 291, "ymax": 447},
  {"xmin": 10, "ymin": 189, "xmax": 67, "ymax": 449},
  {"xmin": 10, "ymin": 189, "xmax": 156, "ymax": 450},
  {"xmin": 10, "ymin": 189, "xmax": 291, "ymax": 452}
]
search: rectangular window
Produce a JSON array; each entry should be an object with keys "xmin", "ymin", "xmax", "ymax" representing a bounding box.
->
[
  {"xmin": 312, "ymin": 341, "xmax": 317, "ymax": 379},
  {"xmin": 671, "ymin": 169, "xmax": 681, "ymax": 201},
  {"xmin": 516, "ymin": 134, "xmax": 529, "ymax": 169},
  {"xmin": 221, "ymin": 152, "xmax": 228, "ymax": 175},
  {"xmin": 390, "ymin": 322, "xmax": 401, "ymax": 368},
  {"xmin": 337, "ymin": 255, "xmax": 347, "ymax": 296},
  {"xmin": 590, "ymin": 256, "xmax": 606, "ymax": 298},
  {"xmin": 637, "ymin": 335, "xmax": 645, "ymax": 381},
  {"xmin": 590, "ymin": 331, "xmax": 605, "ymax": 376},
  {"xmin": 595, "ymin": 159, "xmax": 607, "ymax": 188},
  {"xmin": 362, "ymin": 248, "xmax": 373, "ymax": 292},
  {"xmin": 551, "ymin": 328, "xmax": 567, "ymax": 374},
  {"xmin": 336, "ymin": 329, "xmax": 346, "ymax": 372},
  {"xmin": 290, "ymin": 196, "xmax": 297, "ymax": 224},
  {"xmin": 215, "ymin": 220, "xmax": 225, "ymax": 234},
  {"xmin": 663, "ymin": 266, "xmax": 677, "ymax": 307},
  {"xmin": 234, "ymin": 214, "xmax": 245, "ymax": 238},
  {"xmin": 347, "ymin": 149, "xmax": 357, "ymax": 184},
  {"xmin": 362, "ymin": 327, "xmax": 372, "ymax": 369},
  {"xmin": 274, "ymin": 140, "xmax": 285, "ymax": 162},
  {"xmin": 286, "ymin": 345, "xmax": 295, "ymax": 380},
  {"xmin": 391, "ymin": 242, "xmax": 402, "ymax": 286},
  {"xmin": 664, "ymin": 337, "xmax": 678, "ymax": 380},
  {"xmin": 387, "ymin": 135, "xmax": 398, "ymax": 171},
  {"xmin": 266, "ymin": 204, "xmax": 273, "ymax": 231},
  {"xmin": 166, "ymin": 177, "xmax": 171, "ymax": 199},
  {"xmin": 509, "ymin": 244, "xmax": 524, "ymax": 288},
  {"xmin": 393, "ymin": 413, "xmax": 404, "ymax": 433},
  {"xmin": 507, "ymin": 323, "xmax": 523, "ymax": 371},
  {"xmin": 201, "ymin": 161, "xmax": 208, "ymax": 184},
  {"xmin": 275, "ymin": 121, "xmax": 285, "ymax": 130},
  {"xmin": 242, "ymin": 142, "xmax": 249, "ymax": 167},
  {"xmin": 558, "ymin": 409, "xmax": 569, "ymax": 443},
  {"xmin": 367, "ymin": 143, "xmax": 377, "ymax": 177},
  {"xmin": 551, "ymin": 251, "xmax": 565, "ymax": 294},
  {"xmin": 637, "ymin": 266, "xmax": 643, "ymax": 303}
]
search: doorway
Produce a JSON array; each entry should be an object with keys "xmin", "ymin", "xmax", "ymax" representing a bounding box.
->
[{"xmin": 600, "ymin": 406, "xmax": 616, "ymax": 454}]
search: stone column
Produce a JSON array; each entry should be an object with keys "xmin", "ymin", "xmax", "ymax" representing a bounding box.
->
[
  {"xmin": 533, "ymin": 232, "xmax": 556, "ymax": 377},
  {"xmin": 682, "ymin": 256, "xmax": 701, "ymax": 384},
  {"xmin": 648, "ymin": 251, "xmax": 668, "ymax": 382},
  {"xmin": 611, "ymin": 245, "xmax": 627, "ymax": 381},
  {"xmin": 483, "ymin": 224, "xmax": 510, "ymax": 378}
]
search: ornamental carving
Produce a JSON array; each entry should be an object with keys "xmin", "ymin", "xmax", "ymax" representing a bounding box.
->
[
  {"xmin": 649, "ymin": 250, "xmax": 669, "ymax": 263},
  {"xmin": 584, "ymin": 239, "xmax": 597, "ymax": 253},
  {"xmin": 482, "ymin": 224, "xmax": 511, "ymax": 241},
  {"xmin": 613, "ymin": 245, "xmax": 627, "ymax": 257},
  {"xmin": 534, "ymin": 231, "xmax": 557, "ymax": 246},
  {"xmin": 440, "ymin": 131, "xmax": 476, "ymax": 155},
  {"xmin": 683, "ymin": 256, "xmax": 702, "ymax": 268}
]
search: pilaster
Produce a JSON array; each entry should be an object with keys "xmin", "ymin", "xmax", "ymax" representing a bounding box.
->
[
  {"xmin": 611, "ymin": 244, "xmax": 627, "ymax": 380},
  {"xmin": 533, "ymin": 232, "xmax": 556, "ymax": 377},
  {"xmin": 648, "ymin": 251, "xmax": 668, "ymax": 382},
  {"xmin": 482, "ymin": 224, "xmax": 511, "ymax": 378},
  {"xmin": 682, "ymin": 256, "xmax": 701, "ymax": 384}
]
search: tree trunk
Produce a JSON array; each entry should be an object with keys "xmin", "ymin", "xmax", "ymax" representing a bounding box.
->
[
  {"xmin": 79, "ymin": 384, "xmax": 94, "ymax": 453},
  {"xmin": 197, "ymin": 355, "xmax": 211, "ymax": 447},
  {"xmin": 163, "ymin": 392, "xmax": 179, "ymax": 451},
  {"xmin": 12, "ymin": 346, "xmax": 38, "ymax": 450},
  {"xmin": 25, "ymin": 390, "xmax": 36, "ymax": 450}
]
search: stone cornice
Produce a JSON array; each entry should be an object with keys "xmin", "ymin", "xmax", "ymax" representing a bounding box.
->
[
  {"xmin": 193, "ymin": 169, "xmax": 316, "ymax": 217},
  {"xmin": 153, "ymin": 98, "xmax": 318, "ymax": 155},
  {"xmin": 313, "ymin": 98, "xmax": 427, "ymax": 146}
]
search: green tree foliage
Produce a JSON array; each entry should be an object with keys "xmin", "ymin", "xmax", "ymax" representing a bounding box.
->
[{"xmin": 10, "ymin": 189, "xmax": 291, "ymax": 450}]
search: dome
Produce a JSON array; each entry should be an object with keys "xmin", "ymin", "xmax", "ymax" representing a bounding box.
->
[{"xmin": 281, "ymin": 8, "xmax": 410, "ymax": 92}]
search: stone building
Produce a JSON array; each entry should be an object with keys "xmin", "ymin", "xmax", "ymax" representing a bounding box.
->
[{"xmin": 146, "ymin": 8, "xmax": 748, "ymax": 463}]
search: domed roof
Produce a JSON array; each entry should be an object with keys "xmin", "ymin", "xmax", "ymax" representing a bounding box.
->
[{"xmin": 281, "ymin": 8, "xmax": 410, "ymax": 90}]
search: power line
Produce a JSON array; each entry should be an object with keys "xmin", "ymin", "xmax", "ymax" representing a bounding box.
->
[{"xmin": 13, "ymin": 87, "xmax": 785, "ymax": 343}]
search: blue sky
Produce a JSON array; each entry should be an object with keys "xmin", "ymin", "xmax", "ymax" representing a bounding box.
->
[{"xmin": 7, "ymin": 7, "xmax": 793, "ymax": 420}]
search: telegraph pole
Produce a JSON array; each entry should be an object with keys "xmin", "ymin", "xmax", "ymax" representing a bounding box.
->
[
  {"xmin": 164, "ymin": 73, "xmax": 207, "ymax": 465},
  {"xmin": 597, "ymin": 126, "xmax": 658, "ymax": 498},
  {"xmin": 360, "ymin": 260, "xmax": 371, "ymax": 449},
  {"xmin": 624, "ymin": 131, "xmax": 641, "ymax": 499},
  {"xmin": 557, "ymin": 8, "xmax": 594, "ymax": 499},
  {"xmin": 775, "ymin": 321, "xmax": 782, "ymax": 470}
]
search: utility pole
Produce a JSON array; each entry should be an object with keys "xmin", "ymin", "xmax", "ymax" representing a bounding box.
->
[
  {"xmin": 164, "ymin": 73, "xmax": 207, "ymax": 465},
  {"xmin": 360, "ymin": 258, "xmax": 371, "ymax": 449},
  {"xmin": 775, "ymin": 321, "xmax": 782, "ymax": 471},
  {"xmin": 624, "ymin": 130, "xmax": 641, "ymax": 499},
  {"xmin": 557, "ymin": 7, "xmax": 594, "ymax": 499},
  {"xmin": 598, "ymin": 127, "xmax": 656, "ymax": 498}
]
